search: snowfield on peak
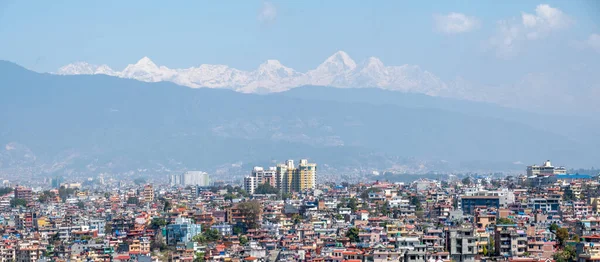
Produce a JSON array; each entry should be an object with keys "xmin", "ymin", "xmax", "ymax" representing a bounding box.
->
[{"xmin": 56, "ymin": 51, "xmax": 448, "ymax": 95}]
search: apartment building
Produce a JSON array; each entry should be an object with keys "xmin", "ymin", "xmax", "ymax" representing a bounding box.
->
[
  {"xmin": 446, "ymin": 227, "xmax": 478, "ymax": 262},
  {"xmin": 495, "ymin": 224, "xmax": 528, "ymax": 257}
]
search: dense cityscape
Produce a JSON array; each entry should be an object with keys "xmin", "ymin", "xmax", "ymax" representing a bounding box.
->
[
  {"xmin": 0, "ymin": 159, "xmax": 598, "ymax": 262},
  {"xmin": 2, "ymin": 1, "xmax": 599, "ymax": 262}
]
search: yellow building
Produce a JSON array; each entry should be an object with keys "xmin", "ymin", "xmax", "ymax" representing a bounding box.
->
[
  {"xmin": 276, "ymin": 159, "xmax": 317, "ymax": 194},
  {"xmin": 36, "ymin": 216, "xmax": 49, "ymax": 229},
  {"xmin": 142, "ymin": 184, "xmax": 154, "ymax": 203}
]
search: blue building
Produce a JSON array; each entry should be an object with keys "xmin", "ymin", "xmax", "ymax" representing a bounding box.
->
[
  {"xmin": 165, "ymin": 217, "xmax": 202, "ymax": 246},
  {"xmin": 461, "ymin": 196, "xmax": 500, "ymax": 214}
]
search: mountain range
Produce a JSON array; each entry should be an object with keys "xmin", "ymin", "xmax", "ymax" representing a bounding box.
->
[
  {"xmin": 55, "ymin": 51, "xmax": 600, "ymax": 116},
  {"xmin": 2, "ymin": 60, "xmax": 598, "ymax": 178},
  {"xmin": 57, "ymin": 51, "xmax": 449, "ymax": 95}
]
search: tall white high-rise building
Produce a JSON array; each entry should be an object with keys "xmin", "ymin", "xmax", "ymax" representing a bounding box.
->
[
  {"xmin": 244, "ymin": 159, "xmax": 316, "ymax": 195},
  {"xmin": 244, "ymin": 167, "xmax": 277, "ymax": 194},
  {"xmin": 170, "ymin": 171, "xmax": 211, "ymax": 187}
]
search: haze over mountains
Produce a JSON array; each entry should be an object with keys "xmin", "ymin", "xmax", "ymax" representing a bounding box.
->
[
  {"xmin": 1, "ymin": 60, "xmax": 598, "ymax": 177},
  {"xmin": 56, "ymin": 51, "xmax": 600, "ymax": 116}
]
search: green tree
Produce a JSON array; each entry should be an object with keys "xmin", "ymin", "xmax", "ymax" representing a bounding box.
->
[
  {"xmin": 150, "ymin": 218, "xmax": 168, "ymax": 229},
  {"xmin": 482, "ymin": 245, "xmax": 488, "ymax": 256},
  {"xmin": 0, "ymin": 187, "xmax": 13, "ymax": 195},
  {"xmin": 203, "ymin": 228, "xmax": 221, "ymax": 242},
  {"xmin": 193, "ymin": 229, "xmax": 221, "ymax": 243},
  {"xmin": 556, "ymin": 228, "xmax": 570, "ymax": 247},
  {"xmin": 491, "ymin": 179, "xmax": 500, "ymax": 188},
  {"xmin": 192, "ymin": 234, "xmax": 206, "ymax": 243},
  {"xmin": 224, "ymin": 193, "xmax": 235, "ymax": 201},
  {"xmin": 133, "ymin": 177, "xmax": 146, "ymax": 185},
  {"xmin": 563, "ymin": 188, "xmax": 575, "ymax": 201},
  {"xmin": 462, "ymin": 177, "xmax": 471, "ymax": 185},
  {"xmin": 239, "ymin": 236, "xmax": 249, "ymax": 246},
  {"xmin": 237, "ymin": 188, "xmax": 249, "ymax": 198},
  {"xmin": 292, "ymin": 214, "xmax": 302, "ymax": 225},
  {"xmin": 194, "ymin": 252, "xmax": 205, "ymax": 262},
  {"xmin": 345, "ymin": 227, "xmax": 360, "ymax": 243},
  {"xmin": 550, "ymin": 223, "xmax": 560, "ymax": 232},
  {"xmin": 554, "ymin": 245, "xmax": 576, "ymax": 262},
  {"xmin": 380, "ymin": 201, "xmax": 391, "ymax": 216},
  {"xmin": 58, "ymin": 186, "xmax": 76, "ymax": 202},
  {"xmin": 497, "ymin": 217, "xmax": 515, "ymax": 224},
  {"xmin": 254, "ymin": 183, "xmax": 279, "ymax": 195},
  {"xmin": 441, "ymin": 181, "xmax": 449, "ymax": 188},
  {"xmin": 410, "ymin": 195, "xmax": 423, "ymax": 211},
  {"xmin": 127, "ymin": 197, "xmax": 140, "ymax": 205},
  {"xmin": 163, "ymin": 200, "xmax": 172, "ymax": 212},
  {"xmin": 10, "ymin": 198, "xmax": 27, "ymax": 207},
  {"xmin": 237, "ymin": 201, "xmax": 262, "ymax": 229},
  {"xmin": 360, "ymin": 187, "xmax": 381, "ymax": 200},
  {"xmin": 347, "ymin": 198, "xmax": 359, "ymax": 212},
  {"xmin": 76, "ymin": 201, "xmax": 85, "ymax": 209},
  {"xmin": 104, "ymin": 223, "xmax": 113, "ymax": 235},
  {"xmin": 233, "ymin": 225, "xmax": 243, "ymax": 235},
  {"xmin": 38, "ymin": 190, "xmax": 56, "ymax": 203}
]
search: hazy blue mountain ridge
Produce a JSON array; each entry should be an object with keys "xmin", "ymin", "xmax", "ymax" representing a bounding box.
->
[{"xmin": 0, "ymin": 61, "xmax": 595, "ymax": 176}]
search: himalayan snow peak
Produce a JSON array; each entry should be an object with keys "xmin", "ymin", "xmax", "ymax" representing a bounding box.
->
[{"xmin": 56, "ymin": 51, "xmax": 448, "ymax": 95}]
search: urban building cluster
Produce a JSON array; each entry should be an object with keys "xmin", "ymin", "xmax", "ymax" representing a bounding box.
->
[
  {"xmin": 0, "ymin": 159, "xmax": 598, "ymax": 262},
  {"xmin": 244, "ymin": 159, "xmax": 317, "ymax": 195}
]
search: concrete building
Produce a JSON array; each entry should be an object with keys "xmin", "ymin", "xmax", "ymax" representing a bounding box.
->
[
  {"xmin": 464, "ymin": 189, "xmax": 515, "ymax": 208},
  {"xmin": 461, "ymin": 196, "xmax": 500, "ymax": 215},
  {"xmin": 142, "ymin": 184, "xmax": 154, "ymax": 203},
  {"xmin": 527, "ymin": 160, "xmax": 567, "ymax": 177},
  {"xmin": 165, "ymin": 217, "xmax": 202, "ymax": 246},
  {"xmin": 14, "ymin": 186, "xmax": 32, "ymax": 203},
  {"xmin": 277, "ymin": 159, "xmax": 317, "ymax": 194},
  {"xmin": 446, "ymin": 227, "xmax": 478, "ymax": 262},
  {"xmin": 244, "ymin": 167, "xmax": 277, "ymax": 195},
  {"xmin": 210, "ymin": 224, "xmax": 233, "ymax": 236},
  {"xmin": 170, "ymin": 171, "xmax": 211, "ymax": 187},
  {"xmin": 495, "ymin": 224, "xmax": 527, "ymax": 257},
  {"xmin": 244, "ymin": 159, "xmax": 317, "ymax": 195},
  {"xmin": 528, "ymin": 196, "xmax": 560, "ymax": 212}
]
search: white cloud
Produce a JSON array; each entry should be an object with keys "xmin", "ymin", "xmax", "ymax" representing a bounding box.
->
[
  {"xmin": 489, "ymin": 19, "xmax": 522, "ymax": 59},
  {"xmin": 585, "ymin": 33, "xmax": 600, "ymax": 53},
  {"xmin": 521, "ymin": 4, "xmax": 572, "ymax": 39},
  {"xmin": 573, "ymin": 33, "xmax": 600, "ymax": 54},
  {"xmin": 489, "ymin": 4, "xmax": 572, "ymax": 58},
  {"xmin": 258, "ymin": 2, "xmax": 277, "ymax": 24},
  {"xmin": 433, "ymin": 13, "xmax": 480, "ymax": 34}
]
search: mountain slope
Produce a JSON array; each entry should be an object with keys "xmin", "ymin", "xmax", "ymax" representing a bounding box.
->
[{"xmin": 0, "ymin": 61, "xmax": 594, "ymax": 176}]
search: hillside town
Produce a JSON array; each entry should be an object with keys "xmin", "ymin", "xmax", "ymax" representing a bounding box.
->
[{"xmin": 0, "ymin": 159, "xmax": 598, "ymax": 262}]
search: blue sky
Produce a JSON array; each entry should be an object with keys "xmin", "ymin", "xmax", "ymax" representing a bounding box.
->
[{"xmin": 0, "ymin": 0, "xmax": 599, "ymax": 85}]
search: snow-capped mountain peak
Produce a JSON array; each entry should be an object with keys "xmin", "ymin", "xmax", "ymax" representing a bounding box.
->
[
  {"xmin": 256, "ymin": 59, "xmax": 299, "ymax": 77},
  {"xmin": 364, "ymin": 57, "xmax": 385, "ymax": 69},
  {"xmin": 135, "ymin": 56, "xmax": 157, "ymax": 68},
  {"xmin": 57, "ymin": 62, "xmax": 97, "ymax": 75},
  {"xmin": 321, "ymin": 50, "xmax": 357, "ymax": 71},
  {"xmin": 55, "ymin": 51, "xmax": 447, "ymax": 96}
]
